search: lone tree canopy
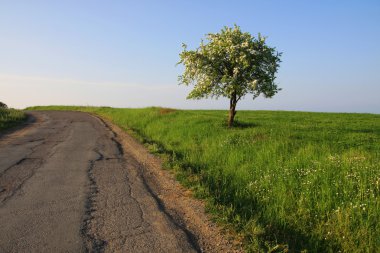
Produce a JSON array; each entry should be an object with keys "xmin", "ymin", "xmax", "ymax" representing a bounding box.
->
[
  {"xmin": 0, "ymin": 102, "xmax": 7, "ymax": 109},
  {"xmin": 178, "ymin": 25, "xmax": 281, "ymax": 127}
]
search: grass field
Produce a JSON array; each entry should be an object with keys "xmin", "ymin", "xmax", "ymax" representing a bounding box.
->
[
  {"xmin": 0, "ymin": 108, "xmax": 26, "ymax": 131},
  {"xmin": 29, "ymin": 106, "xmax": 380, "ymax": 252}
]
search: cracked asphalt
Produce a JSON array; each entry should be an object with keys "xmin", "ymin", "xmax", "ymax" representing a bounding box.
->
[{"xmin": 0, "ymin": 111, "xmax": 199, "ymax": 253}]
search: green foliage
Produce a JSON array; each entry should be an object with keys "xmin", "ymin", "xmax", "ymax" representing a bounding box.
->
[
  {"xmin": 0, "ymin": 108, "xmax": 25, "ymax": 131},
  {"xmin": 29, "ymin": 106, "xmax": 380, "ymax": 252},
  {"xmin": 178, "ymin": 25, "xmax": 281, "ymax": 101}
]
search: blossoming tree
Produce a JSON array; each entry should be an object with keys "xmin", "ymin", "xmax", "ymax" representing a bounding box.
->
[{"xmin": 178, "ymin": 25, "xmax": 282, "ymax": 127}]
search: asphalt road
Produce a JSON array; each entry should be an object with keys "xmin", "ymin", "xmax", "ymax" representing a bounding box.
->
[{"xmin": 0, "ymin": 111, "xmax": 198, "ymax": 253}]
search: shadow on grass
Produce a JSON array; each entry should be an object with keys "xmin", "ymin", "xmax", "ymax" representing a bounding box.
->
[
  {"xmin": 232, "ymin": 120, "xmax": 259, "ymax": 129},
  {"xmin": 208, "ymin": 176, "xmax": 340, "ymax": 252},
  {"xmin": 254, "ymin": 220, "xmax": 339, "ymax": 252}
]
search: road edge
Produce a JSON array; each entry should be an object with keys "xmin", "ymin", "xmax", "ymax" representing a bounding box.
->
[{"xmin": 93, "ymin": 114, "xmax": 244, "ymax": 253}]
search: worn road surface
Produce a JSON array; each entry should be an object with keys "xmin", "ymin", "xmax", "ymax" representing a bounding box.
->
[{"xmin": 0, "ymin": 111, "xmax": 199, "ymax": 253}]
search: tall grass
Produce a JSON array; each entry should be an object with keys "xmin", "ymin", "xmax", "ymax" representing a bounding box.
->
[
  {"xmin": 29, "ymin": 106, "xmax": 380, "ymax": 252},
  {"xmin": 0, "ymin": 108, "xmax": 26, "ymax": 131}
]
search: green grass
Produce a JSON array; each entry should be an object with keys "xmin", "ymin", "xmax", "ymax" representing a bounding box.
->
[
  {"xmin": 28, "ymin": 106, "xmax": 380, "ymax": 252},
  {"xmin": 0, "ymin": 108, "xmax": 26, "ymax": 131}
]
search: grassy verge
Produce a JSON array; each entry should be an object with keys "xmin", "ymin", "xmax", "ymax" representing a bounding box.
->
[
  {"xmin": 0, "ymin": 108, "xmax": 26, "ymax": 131},
  {"xmin": 28, "ymin": 106, "xmax": 380, "ymax": 252}
]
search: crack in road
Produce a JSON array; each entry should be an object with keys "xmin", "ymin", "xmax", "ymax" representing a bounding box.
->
[
  {"xmin": 0, "ymin": 158, "xmax": 44, "ymax": 205},
  {"xmin": 136, "ymin": 160, "xmax": 202, "ymax": 252},
  {"xmin": 0, "ymin": 125, "xmax": 74, "ymax": 205},
  {"xmin": 82, "ymin": 149, "xmax": 107, "ymax": 253}
]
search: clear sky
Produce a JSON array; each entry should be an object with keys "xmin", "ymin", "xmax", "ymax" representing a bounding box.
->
[{"xmin": 1, "ymin": 1, "xmax": 379, "ymax": 113}]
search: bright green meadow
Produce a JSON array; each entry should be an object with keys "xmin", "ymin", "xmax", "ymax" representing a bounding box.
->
[
  {"xmin": 0, "ymin": 108, "xmax": 26, "ymax": 131},
  {"xmin": 28, "ymin": 106, "xmax": 380, "ymax": 252}
]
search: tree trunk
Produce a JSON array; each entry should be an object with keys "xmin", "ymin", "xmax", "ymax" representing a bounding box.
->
[{"xmin": 228, "ymin": 95, "xmax": 237, "ymax": 128}]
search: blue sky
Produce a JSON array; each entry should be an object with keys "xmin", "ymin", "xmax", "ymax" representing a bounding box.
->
[{"xmin": 1, "ymin": 1, "xmax": 379, "ymax": 113}]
